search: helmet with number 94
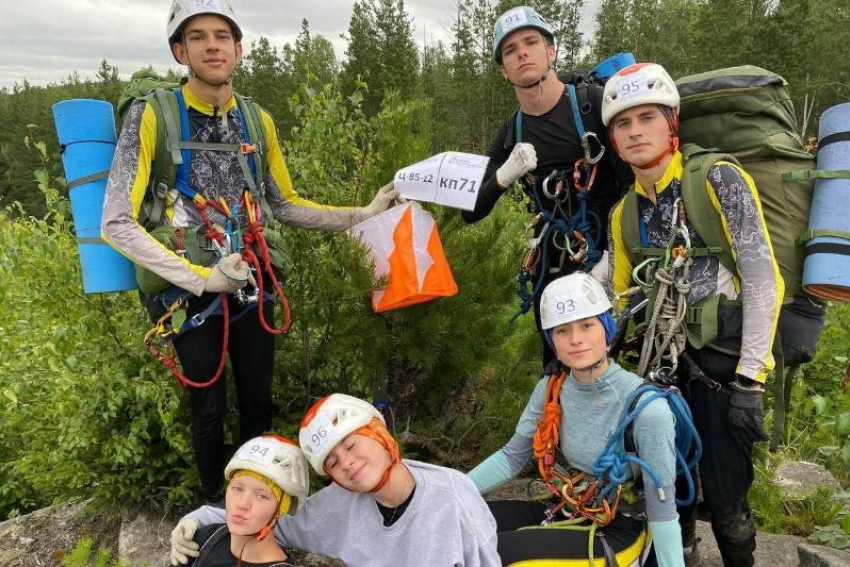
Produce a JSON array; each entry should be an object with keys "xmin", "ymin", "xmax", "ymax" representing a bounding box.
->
[
  {"xmin": 540, "ymin": 273, "xmax": 612, "ymax": 331},
  {"xmin": 299, "ymin": 394, "xmax": 383, "ymax": 475},
  {"xmin": 224, "ymin": 434, "xmax": 310, "ymax": 514},
  {"xmin": 601, "ymin": 63, "xmax": 679, "ymax": 127}
]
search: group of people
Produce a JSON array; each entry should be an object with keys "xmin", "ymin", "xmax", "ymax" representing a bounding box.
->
[{"xmin": 104, "ymin": 1, "xmax": 786, "ymax": 565}]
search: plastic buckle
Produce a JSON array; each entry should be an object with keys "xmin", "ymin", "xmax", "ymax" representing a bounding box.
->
[
  {"xmin": 581, "ymin": 132, "xmax": 606, "ymax": 165},
  {"xmin": 240, "ymin": 143, "xmax": 257, "ymax": 154}
]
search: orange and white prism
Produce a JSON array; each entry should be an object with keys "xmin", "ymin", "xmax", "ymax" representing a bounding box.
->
[{"xmin": 351, "ymin": 202, "xmax": 458, "ymax": 313}]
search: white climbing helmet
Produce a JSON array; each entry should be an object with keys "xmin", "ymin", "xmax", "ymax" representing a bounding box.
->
[
  {"xmin": 299, "ymin": 394, "xmax": 383, "ymax": 475},
  {"xmin": 601, "ymin": 63, "xmax": 680, "ymax": 126},
  {"xmin": 539, "ymin": 273, "xmax": 612, "ymax": 331},
  {"xmin": 167, "ymin": 0, "xmax": 242, "ymax": 49},
  {"xmin": 224, "ymin": 435, "xmax": 310, "ymax": 514}
]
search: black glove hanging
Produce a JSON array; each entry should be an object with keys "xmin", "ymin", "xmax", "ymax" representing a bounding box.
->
[{"xmin": 727, "ymin": 375, "xmax": 769, "ymax": 446}]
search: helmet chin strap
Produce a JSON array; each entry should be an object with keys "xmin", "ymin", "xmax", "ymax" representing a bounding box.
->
[
  {"xmin": 510, "ymin": 42, "xmax": 553, "ymax": 90},
  {"xmin": 572, "ymin": 354, "xmax": 607, "ymax": 375}
]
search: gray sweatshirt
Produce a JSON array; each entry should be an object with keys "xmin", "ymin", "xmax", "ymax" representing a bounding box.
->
[{"xmin": 187, "ymin": 460, "xmax": 500, "ymax": 567}]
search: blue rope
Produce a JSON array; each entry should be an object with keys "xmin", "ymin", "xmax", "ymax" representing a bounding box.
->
[{"xmin": 590, "ymin": 383, "xmax": 702, "ymax": 507}]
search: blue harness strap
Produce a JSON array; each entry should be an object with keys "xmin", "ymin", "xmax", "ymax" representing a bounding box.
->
[
  {"xmin": 155, "ymin": 286, "xmax": 279, "ymax": 341},
  {"xmin": 172, "ymin": 88, "xmax": 259, "ymax": 201}
]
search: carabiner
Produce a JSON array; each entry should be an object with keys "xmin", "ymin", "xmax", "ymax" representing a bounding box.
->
[
  {"xmin": 581, "ymin": 131, "xmax": 606, "ymax": 165},
  {"xmin": 542, "ymin": 170, "xmax": 568, "ymax": 201}
]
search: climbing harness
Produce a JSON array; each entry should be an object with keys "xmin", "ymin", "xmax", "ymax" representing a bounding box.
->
[
  {"xmin": 512, "ymin": 85, "xmax": 607, "ymax": 321},
  {"xmin": 142, "ymin": 90, "xmax": 292, "ymax": 389}
]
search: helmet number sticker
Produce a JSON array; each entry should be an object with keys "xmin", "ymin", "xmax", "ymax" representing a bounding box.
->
[
  {"xmin": 303, "ymin": 413, "xmax": 338, "ymax": 455},
  {"xmin": 235, "ymin": 437, "xmax": 278, "ymax": 465},
  {"xmin": 194, "ymin": 0, "xmax": 220, "ymax": 9},
  {"xmin": 617, "ymin": 72, "xmax": 649, "ymax": 103},
  {"xmin": 556, "ymin": 296, "xmax": 576, "ymax": 315},
  {"xmin": 500, "ymin": 8, "xmax": 529, "ymax": 33}
]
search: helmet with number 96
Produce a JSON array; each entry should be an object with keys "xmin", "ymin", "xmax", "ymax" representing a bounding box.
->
[
  {"xmin": 299, "ymin": 394, "xmax": 383, "ymax": 475},
  {"xmin": 540, "ymin": 273, "xmax": 612, "ymax": 331},
  {"xmin": 224, "ymin": 434, "xmax": 310, "ymax": 514}
]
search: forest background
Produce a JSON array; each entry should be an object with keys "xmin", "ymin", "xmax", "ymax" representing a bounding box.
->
[{"xmin": 3, "ymin": 0, "xmax": 850, "ymax": 550}]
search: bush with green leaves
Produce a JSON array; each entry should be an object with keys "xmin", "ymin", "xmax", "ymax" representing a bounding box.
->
[{"xmin": 0, "ymin": 83, "xmax": 540, "ymax": 519}]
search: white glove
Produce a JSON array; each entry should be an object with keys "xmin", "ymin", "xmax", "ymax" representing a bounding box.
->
[
  {"xmin": 203, "ymin": 253, "xmax": 250, "ymax": 293},
  {"xmin": 496, "ymin": 142, "xmax": 537, "ymax": 188},
  {"xmin": 169, "ymin": 518, "xmax": 200, "ymax": 565},
  {"xmin": 362, "ymin": 181, "xmax": 400, "ymax": 219}
]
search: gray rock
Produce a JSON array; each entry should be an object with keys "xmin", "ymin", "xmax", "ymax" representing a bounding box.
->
[
  {"xmin": 696, "ymin": 520, "xmax": 801, "ymax": 566},
  {"xmin": 118, "ymin": 508, "xmax": 171, "ymax": 566},
  {"xmin": 798, "ymin": 543, "xmax": 850, "ymax": 566},
  {"xmin": 774, "ymin": 461, "xmax": 842, "ymax": 498}
]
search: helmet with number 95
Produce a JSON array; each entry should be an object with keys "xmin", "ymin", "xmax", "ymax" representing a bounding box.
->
[
  {"xmin": 299, "ymin": 394, "xmax": 384, "ymax": 475},
  {"xmin": 224, "ymin": 434, "xmax": 310, "ymax": 514},
  {"xmin": 539, "ymin": 273, "xmax": 612, "ymax": 331},
  {"xmin": 601, "ymin": 62, "xmax": 679, "ymax": 127}
]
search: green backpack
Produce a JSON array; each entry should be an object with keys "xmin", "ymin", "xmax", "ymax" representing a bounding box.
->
[
  {"xmin": 618, "ymin": 66, "xmax": 826, "ymax": 448},
  {"xmin": 116, "ymin": 68, "xmax": 274, "ymax": 295},
  {"xmin": 620, "ymin": 66, "xmax": 819, "ymax": 301}
]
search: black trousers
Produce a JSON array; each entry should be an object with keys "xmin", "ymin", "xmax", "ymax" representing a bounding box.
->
[
  {"xmin": 488, "ymin": 500, "xmax": 650, "ymax": 566},
  {"xmin": 173, "ymin": 295, "xmax": 276, "ymax": 500},
  {"xmin": 679, "ymin": 348, "xmax": 757, "ymax": 567}
]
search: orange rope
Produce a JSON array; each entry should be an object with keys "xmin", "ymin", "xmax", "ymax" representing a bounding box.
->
[{"xmin": 533, "ymin": 369, "xmax": 567, "ymax": 482}]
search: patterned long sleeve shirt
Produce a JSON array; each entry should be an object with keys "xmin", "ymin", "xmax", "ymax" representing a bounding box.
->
[
  {"xmin": 102, "ymin": 85, "xmax": 364, "ymax": 296},
  {"xmin": 608, "ymin": 152, "xmax": 784, "ymax": 382}
]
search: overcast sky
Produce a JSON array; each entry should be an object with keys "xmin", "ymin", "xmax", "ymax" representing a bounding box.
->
[{"xmin": 1, "ymin": 0, "xmax": 599, "ymax": 89}]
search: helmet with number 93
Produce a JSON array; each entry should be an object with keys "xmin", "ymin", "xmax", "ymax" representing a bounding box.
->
[
  {"xmin": 224, "ymin": 434, "xmax": 310, "ymax": 514},
  {"xmin": 539, "ymin": 273, "xmax": 612, "ymax": 331},
  {"xmin": 299, "ymin": 394, "xmax": 384, "ymax": 475}
]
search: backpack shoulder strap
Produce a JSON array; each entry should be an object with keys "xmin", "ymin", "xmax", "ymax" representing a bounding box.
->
[
  {"xmin": 624, "ymin": 382, "xmax": 661, "ymax": 454},
  {"xmin": 617, "ymin": 190, "xmax": 640, "ymax": 266},
  {"xmin": 679, "ymin": 143, "xmax": 738, "ymax": 276},
  {"xmin": 138, "ymin": 88, "xmax": 181, "ymax": 228},
  {"xmin": 234, "ymin": 94, "xmax": 268, "ymax": 194}
]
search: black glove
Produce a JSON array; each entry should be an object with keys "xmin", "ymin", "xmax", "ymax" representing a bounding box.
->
[{"xmin": 727, "ymin": 375, "xmax": 769, "ymax": 446}]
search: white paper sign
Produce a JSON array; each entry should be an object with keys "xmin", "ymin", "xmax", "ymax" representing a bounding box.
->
[
  {"xmin": 190, "ymin": 0, "xmax": 222, "ymax": 15},
  {"xmin": 499, "ymin": 8, "xmax": 529, "ymax": 34},
  {"xmin": 394, "ymin": 152, "xmax": 489, "ymax": 211},
  {"xmin": 234, "ymin": 437, "xmax": 279, "ymax": 466},
  {"xmin": 302, "ymin": 413, "xmax": 341, "ymax": 456},
  {"xmin": 615, "ymin": 71, "xmax": 650, "ymax": 103}
]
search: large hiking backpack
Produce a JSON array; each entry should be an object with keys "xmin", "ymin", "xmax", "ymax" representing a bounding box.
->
[
  {"xmin": 116, "ymin": 69, "xmax": 276, "ymax": 295},
  {"xmin": 674, "ymin": 66, "xmax": 817, "ymax": 304}
]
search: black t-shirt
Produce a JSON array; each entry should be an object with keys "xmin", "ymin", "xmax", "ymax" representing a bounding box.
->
[
  {"xmin": 188, "ymin": 524, "xmax": 297, "ymax": 567},
  {"xmin": 375, "ymin": 485, "xmax": 417, "ymax": 526},
  {"xmin": 463, "ymin": 83, "xmax": 634, "ymax": 245}
]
